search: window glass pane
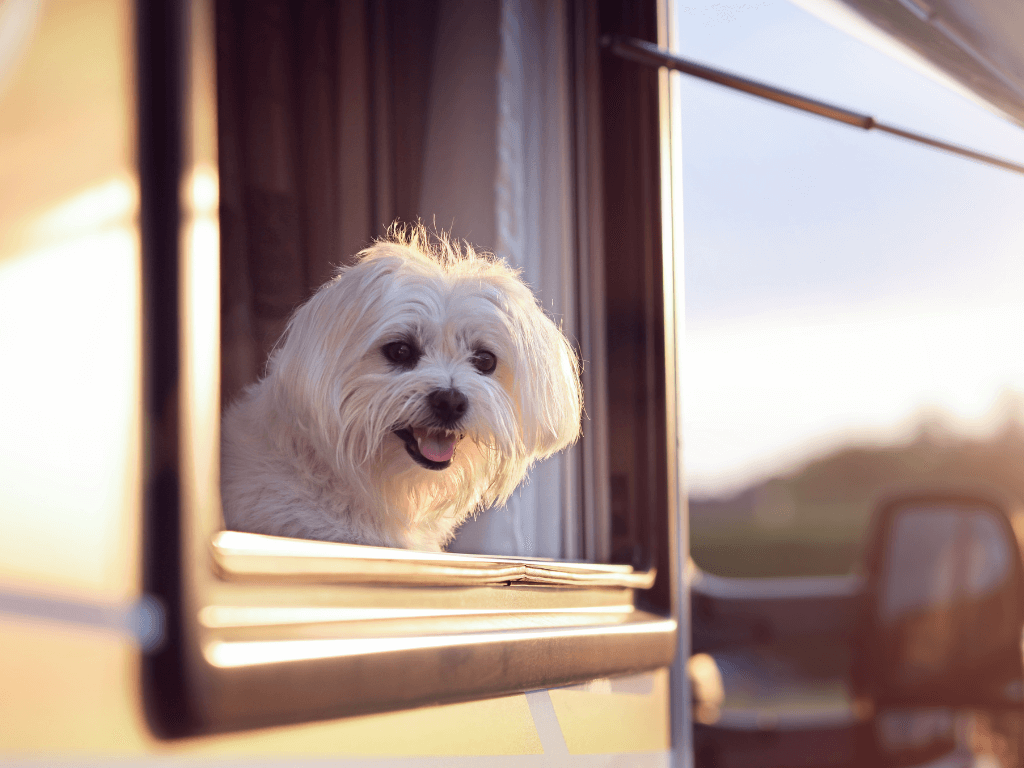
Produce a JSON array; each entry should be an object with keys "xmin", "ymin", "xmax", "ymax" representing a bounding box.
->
[
  {"xmin": 879, "ymin": 508, "xmax": 960, "ymax": 621},
  {"xmin": 964, "ymin": 511, "xmax": 1013, "ymax": 597},
  {"xmin": 681, "ymin": 0, "xmax": 1024, "ymax": 577}
]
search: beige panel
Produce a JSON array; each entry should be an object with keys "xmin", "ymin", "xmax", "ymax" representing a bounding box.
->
[
  {"xmin": 0, "ymin": 0, "xmax": 134, "ymax": 260},
  {"xmin": 549, "ymin": 668, "xmax": 672, "ymax": 754},
  {"xmin": 0, "ymin": 620, "xmax": 150, "ymax": 753},
  {"xmin": 0, "ymin": 0, "xmax": 142, "ymax": 602},
  {"xmin": 0, "ymin": 618, "xmax": 544, "ymax": 756}
]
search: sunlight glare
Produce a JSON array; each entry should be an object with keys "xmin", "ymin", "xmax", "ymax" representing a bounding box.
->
[
  {"xmin": 31, "ymin": 177, "xmax": 136, "ymax": 242},
  {"xmin": 0, "ymin": 179, "xmax": 139, "ymax": 597},
  {"xmin": 685, "ymin": 301, "xmax": 1024, "ymax": 495}
]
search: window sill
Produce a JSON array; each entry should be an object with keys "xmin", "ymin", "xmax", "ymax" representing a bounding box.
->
[
  {"xmin": 177, "ymin": 532, "xmax": 674, "ymax": 732},
  {"xmin": 211, "ymin": 531, "xmax": 657, "ymax": 589}
]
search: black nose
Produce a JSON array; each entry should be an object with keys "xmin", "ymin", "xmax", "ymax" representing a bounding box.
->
[{"xmin": 427, "ymin": 388, "xmax": 468, "ymax": 426}]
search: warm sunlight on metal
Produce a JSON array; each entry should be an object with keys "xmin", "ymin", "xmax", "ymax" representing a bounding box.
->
[
  {"xmin": 0, "ymin": 0, "xmax": 137, "ymax": 600},
  {"xmin": 205, "ymin": 635, "xmax": 490, "ymax": 668},
  {"xmin": 181, "ymin": 164, "xmax": 221, "ymax": 532},
  {"xmin": 198, "ymin": 603, "xmax": 634, "ymax": 628},
  {"xmin": 205, "ymin": 620, "xmax": 672, "ymax": 668},
  {"xmin": 0, "ymin": 179, "xmax": 139, "ymax": 597},
  {"xmin": 189, "ymin": 165, "xmax": 219, "ymax": 215},
  {"xmin": 688, "ymin": 653, "xmax": 725, "ymax": 725},
  {"xmin": 31, "ymin": 178, "xmax": 136, "ymax": 242}
]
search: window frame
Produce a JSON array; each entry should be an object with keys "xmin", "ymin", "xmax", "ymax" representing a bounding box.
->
[{"xmin": 140, "ymin": 0, "xmax": 683, "ymax": 737}]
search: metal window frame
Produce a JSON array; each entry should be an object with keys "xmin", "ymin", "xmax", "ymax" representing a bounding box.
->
[{"xmin": 139, "ymin": 0, "xmax": 681, "ymax": 738}]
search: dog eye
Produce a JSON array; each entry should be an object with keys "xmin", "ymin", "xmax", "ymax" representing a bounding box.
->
[
  {"xmin": 472, "ymin": 350, "xmax": 497, "ymax": 374},
  {"xmin": 383, "ymin": 341, "xmax": 418, "ymax": 367}
]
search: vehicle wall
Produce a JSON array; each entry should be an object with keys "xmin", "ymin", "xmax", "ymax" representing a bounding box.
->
[{"xmin": 0, "ymin": 0, "xmax": 677, "ymax": 764}]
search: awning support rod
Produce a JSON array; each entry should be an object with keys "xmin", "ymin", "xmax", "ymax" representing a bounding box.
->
[{"xmin": 602, "ymin": 35, "xmax": 1024, "ymax": 178}]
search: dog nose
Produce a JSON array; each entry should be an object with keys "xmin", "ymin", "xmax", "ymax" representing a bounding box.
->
[{"xmin": 427, "ymin": 388, "xmax": 468, "ymax": 426}]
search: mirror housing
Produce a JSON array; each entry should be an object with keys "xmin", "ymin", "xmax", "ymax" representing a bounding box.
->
[{"xmin": 858, "ymin": 492, "xmax": 1024, "ymax": 710}]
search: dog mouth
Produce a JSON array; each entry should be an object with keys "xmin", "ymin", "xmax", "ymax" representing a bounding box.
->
[{"xmin": 393, "ymin": 427, "xmax": 462, "ymax": 470}]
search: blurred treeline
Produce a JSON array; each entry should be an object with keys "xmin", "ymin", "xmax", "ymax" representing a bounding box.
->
[{"xmin": 690, "ymin": 412, "xmax": 1024, "ymax": 578}]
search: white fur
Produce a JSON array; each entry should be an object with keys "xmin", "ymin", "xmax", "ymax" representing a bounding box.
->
[{"xmin": 220, "ymin": 230, "xmax": 582, "ymax": 551}]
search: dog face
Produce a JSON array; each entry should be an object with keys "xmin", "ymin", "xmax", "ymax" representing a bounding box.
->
[{"xmin": 264, "ymin": 234, "xmax": 582, "ymax": 542}]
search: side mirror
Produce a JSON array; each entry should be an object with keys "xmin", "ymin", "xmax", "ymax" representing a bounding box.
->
[{"xmin": 859, "ymin": 493, "xmax": 1024, "ymax": 709}]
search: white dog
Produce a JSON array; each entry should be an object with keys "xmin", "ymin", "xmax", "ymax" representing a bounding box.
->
[{"xmin": 220, "ymin": 230, "xmax": 582, "ymax": 551}]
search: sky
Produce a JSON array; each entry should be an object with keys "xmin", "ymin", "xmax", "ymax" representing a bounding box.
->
[{"xmin": 674, "ymin": 0, "xmax": 1024, "ymax": 495}]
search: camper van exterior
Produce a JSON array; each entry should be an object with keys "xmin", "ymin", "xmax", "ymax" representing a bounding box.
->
[
  {"xmin": 3, "ymin": 0, "xmax": 1024, "ymax": 766},
  {"xmin": 0, "ymin": 0, "xmax": 685, "ymax": 764}
]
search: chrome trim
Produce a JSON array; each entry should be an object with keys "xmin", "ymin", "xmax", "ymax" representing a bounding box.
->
[
  {"xmin": 655, "ymin": 0, "xmax": 690, "ymax": 759},
  {"xmin": 197, "ymin": 608, "xmax": 676, "ymax": 726},
  {"xmin": 211, "ymin": 531, "xmax": 656, "ymax": 589},
  {"xmin": 197, "ymin": 603, "xmax": 635, "ymax": 629}
]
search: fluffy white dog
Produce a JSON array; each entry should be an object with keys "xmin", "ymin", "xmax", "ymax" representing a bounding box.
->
[{"xmin": 220, "ymin": 230, "xmax": 582, "ymax": 551}]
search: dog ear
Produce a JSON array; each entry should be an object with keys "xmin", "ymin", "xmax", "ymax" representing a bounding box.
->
[
  {"xmin": 502, "ymin": 288, "xmax": 583, "ymax": 460},
  {"xmin": 265, "ymin": 253, "xmax": 404, "ymax": 470}
]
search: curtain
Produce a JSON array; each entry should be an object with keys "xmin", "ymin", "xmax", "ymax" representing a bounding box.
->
[
  {"xmin": 217, "ymin": 0, "xmax": 440, "ymax": 404},
  {"xmin": 445, "ymin": 0, "xmax": 579, "ymax": 560},
  {"xmin": 216, "ymin": 0, "xmax": 581, "ymax": 560}
]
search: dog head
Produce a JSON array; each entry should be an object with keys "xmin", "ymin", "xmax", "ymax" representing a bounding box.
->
[{"xmin": 265, "ymin": 230, "xmax": 582, "ymax": 542}]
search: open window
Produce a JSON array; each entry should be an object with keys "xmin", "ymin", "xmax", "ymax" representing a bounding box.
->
[{"xmin": 141, "ymin": 0, "xmax": 682, "ymax": 736}]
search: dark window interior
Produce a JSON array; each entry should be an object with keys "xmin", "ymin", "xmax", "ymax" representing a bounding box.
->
[
  {"xmin": 216, "ymin": 0, "xmax": 443, "ymax": 403},
  {"xmin": 595, "ymin": 0, "xmax": 672, "ymax": 606},
  {"xmin": 213, "ymin": 0, "xmax": 673, "ymax": 597}
]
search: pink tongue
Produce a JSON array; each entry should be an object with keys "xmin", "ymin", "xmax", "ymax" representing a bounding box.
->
[{"xmin": 414, "ymin": 429, "xmax": 457, "ymax": 463}]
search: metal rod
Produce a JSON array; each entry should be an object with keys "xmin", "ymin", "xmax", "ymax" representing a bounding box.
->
[
  {"xmin": 872, "ymin": 122, "xmax": 1024, "ymax": 175},
  {"xmin": 602, "ymin": 35, "xmax": 1024, "ymax": 178}
]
